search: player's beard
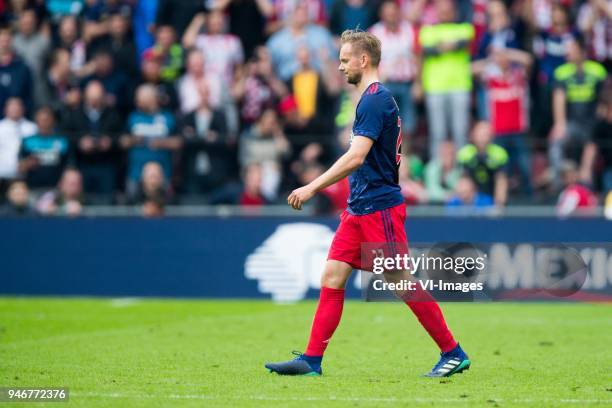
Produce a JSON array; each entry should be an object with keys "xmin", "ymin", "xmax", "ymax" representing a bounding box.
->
[{"xmin": 346, "ymin": 71, "xmax": 362, "ymax": 85}]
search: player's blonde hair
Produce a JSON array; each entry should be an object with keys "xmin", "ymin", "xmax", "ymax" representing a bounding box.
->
[{"xmin": 340, "ymin": 29, "xmax": 381, "ymax": 67}]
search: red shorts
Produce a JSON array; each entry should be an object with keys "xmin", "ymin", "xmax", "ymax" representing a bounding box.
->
[{"xmin": 328, "ymin": 203, "xmax": 409, "ymax": 271}]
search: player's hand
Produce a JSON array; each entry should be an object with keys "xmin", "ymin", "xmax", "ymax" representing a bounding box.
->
[{"xmin": 287, "ymin": 186, "xmax": 315, "ymax": 210}]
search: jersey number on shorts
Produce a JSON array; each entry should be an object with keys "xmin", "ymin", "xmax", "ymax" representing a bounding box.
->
[{"xmin": 396, "ymin": 116, "xmax": 402, "ymax": 165}]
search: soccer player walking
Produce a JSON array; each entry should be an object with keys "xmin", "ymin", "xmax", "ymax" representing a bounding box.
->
[{"xmin": 265, "ymin": 30, "xmax": 470, "ymax": 377}]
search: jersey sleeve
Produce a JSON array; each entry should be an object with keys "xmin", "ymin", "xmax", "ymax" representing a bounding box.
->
[{"xmin": 352, "ymin": 94, "xmax": 384, "ymax": 141}]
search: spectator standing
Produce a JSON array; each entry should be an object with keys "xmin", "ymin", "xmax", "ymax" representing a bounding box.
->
[
  {"xmin": 177, "ymin": 47, "xmax": 238, "ymax": 137},
  {"xmin": 0, "ymin": 98, "xmax": 37, "ymax": 187},
  {"xmin": 182, "ymin": 10, "xmax": 244, "ymax": 87},
  {"xmin": 478, "ymin": 1, "xmax": 516, "ymax": 58},
  {"xmin": 533, "ymin": 4, "xmax": 578, "ymax": 84},
  {"xmin": 266, "ymin": 3, "xmax": 336, "ymax": 81},
  {"xmin": 549, "ymin": 38, "xmax": 607, "ymax": 186},
  {"xmin": 577, "ymin": 0, "xmax": 612, "ymax": 70},
  {"xmin": 474, "ymin": 0, "xmax": 522, "ymax": 119},
  {"xmin": 473, "ymin": 48, "xmax": 533, "ymax": 197},
  {"xmin": 532, "ymin": 4, "xmax": 580, "ymax": 135},
  {"xmin": 232, "ymin": 45, "xmax": 288, "ymax": 127},
  {"xmin": 369, "ymin": 0, "xmax": 419, "ymax": 136},
  {"xmin": 121, "ymin": 84, "xmax": 182, "ymax": 195},
  {"xmin": 18, "ymin": 107, "xmax": 71, "ymax": 189},
  {"xmin": 12, "ymin": 9, "xmax": 51, "ymax": 107},
  {"xmin": 54, "ymin": 15, "xmax": 88, "ymax": 77},
  {"xmin": 0, "ymin": 26, "xmax": 33, "ymax": 116},
  {"xmin": 216, "ymin": 0, "xmax": 273, "ymax": 59},
  {"xmin": 88, "ymin": 12, "xmax": 139, "ymax": 80},
  {"xmin": 179, "ymin": 80, "xmax": 233, "ymax": 195},
  {"xmin": 177, "ymin": 48, "xmax": 224, "ymax": 115},
  {"xmin": 79, "ymin": 0, "xmax": 134, "ymax": 47},
  {"xmin": 143, "ymin": 24, "xmax": 183, "ymax": 83},
  {"xmin": 418, "ymin": 0, "xmax": 474, "ymax": 159},
  {"xmin": 284, "ymin": 45, "xmax": 341, "ymax": 147},
  {"xmin": 61, "ymin": 80, "xmax": 123, "ymax": 197}
]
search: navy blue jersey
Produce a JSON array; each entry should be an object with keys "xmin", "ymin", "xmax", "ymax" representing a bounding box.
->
[{"xmin": 348, "ymin": 82, "xmax": 404, "ymax": 215}]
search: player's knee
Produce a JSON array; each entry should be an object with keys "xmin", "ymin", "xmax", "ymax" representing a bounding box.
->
[
  {"xmin": 321, "ymin": 270, "xmax": 344, "ymax": 289},
  {"xmin": 321, "ymin": 261, "xmax": 351, "ymax": 289}
]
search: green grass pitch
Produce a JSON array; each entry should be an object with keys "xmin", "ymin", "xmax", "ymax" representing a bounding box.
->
[{"xmin": 1, "ymin": 298, "xmax": 611, "ymax": 407}]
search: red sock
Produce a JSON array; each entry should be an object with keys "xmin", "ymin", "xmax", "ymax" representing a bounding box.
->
[
  {"xmin": 305, "ymin": 287, "xmax": 345, "ymax": 356},
  {"xmin": 402, "ymin": 288, "xmax": 457, "ymax": 353}
]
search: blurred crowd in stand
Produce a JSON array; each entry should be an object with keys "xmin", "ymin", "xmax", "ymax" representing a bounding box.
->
[{"xmin": 0, "ymin": 0, "xmax": 611, "ymax": 217}]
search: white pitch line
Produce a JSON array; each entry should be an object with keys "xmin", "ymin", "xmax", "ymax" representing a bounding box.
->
[
  {"xmin": 70, "ymin": 392, "xmax": 612, "ymax": 405},
  {"xmin": 109, "ymin": 298, "xmax": 142, "ymax": 308}
]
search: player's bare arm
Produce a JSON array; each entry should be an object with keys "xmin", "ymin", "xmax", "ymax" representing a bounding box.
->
[{"xmin": 287, "ymin": 136, "xmax": 374, "ymax": 210}]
